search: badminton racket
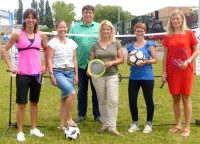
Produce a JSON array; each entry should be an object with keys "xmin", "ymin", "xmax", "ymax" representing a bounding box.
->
[
  {"xmin": 87, "ymin": 59, "xmax": 106, "ymax": 77},
  {"xmin": 172, "ymin": 48, "xmax": 188, "ymax": 67},
  {"xmin": 160, "ymin": 82, "xmax": 165, "ymax": 88},
  {"xmin": 161, "ymin": 48, "xmax": 188, "ymax": 88}
]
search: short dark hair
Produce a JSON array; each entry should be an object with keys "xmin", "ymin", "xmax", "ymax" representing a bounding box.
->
[
  {"xmin": 134, "ymin": 22, "xmax": 146, "ymax": 32},
  {"xmin": 22, "ymin": 8, "xmax": 38, "ymax": 33},
  {"xmin": 82, "ymin": 5, "xmax": 94, "ymax": 14}
]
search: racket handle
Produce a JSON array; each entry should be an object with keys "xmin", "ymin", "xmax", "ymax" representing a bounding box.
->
[
  {"xmin": 118, "ymin": 73, "xmax": 122, "ymax": 82},
  {"xmin": 160, "ymin": 82, "xmax": 165, "ymax": 88}
]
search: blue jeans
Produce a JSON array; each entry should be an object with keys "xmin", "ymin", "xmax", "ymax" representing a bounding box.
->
[
  {"xmin": 77, "ymin": 68, "xmax": 100, "ymax": 118},
  {"xmin": 53, "ymin": 69, "xmax": 75, "ymax": 99}
]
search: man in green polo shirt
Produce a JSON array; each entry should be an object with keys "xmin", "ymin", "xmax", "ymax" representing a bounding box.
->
[{"xmin": 68, "ymin": 5, "xmax": 101, "ymax": 124}]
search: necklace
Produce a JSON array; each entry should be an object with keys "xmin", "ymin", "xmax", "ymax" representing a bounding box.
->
[{"xmin": 25, "ymin": 31, "xmax": 34, "ymax": 34}]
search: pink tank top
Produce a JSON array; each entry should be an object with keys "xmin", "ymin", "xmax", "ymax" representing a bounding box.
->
[{"xmin": 17, "ymin": 30, "xmax": 42, "ymax": 75}]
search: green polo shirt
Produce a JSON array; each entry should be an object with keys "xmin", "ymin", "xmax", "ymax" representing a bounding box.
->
[{"xmin": 68, "ymin": 21, "xmax": 100, "ymax": 69}]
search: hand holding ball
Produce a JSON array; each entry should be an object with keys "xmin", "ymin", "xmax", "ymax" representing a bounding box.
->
[{"xmin": 129, "ymin": 50, "xmax": 145, "ymax": 66}]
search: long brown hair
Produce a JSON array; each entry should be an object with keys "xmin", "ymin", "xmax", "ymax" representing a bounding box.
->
[{"xmin": 22, "ymin": 8, "xmax": 38, "ymax": 33}]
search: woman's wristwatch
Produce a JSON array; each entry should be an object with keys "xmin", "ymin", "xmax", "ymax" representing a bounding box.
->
[{"xmin": 187, "ymin": 59, "xmax": 191, "ymax": 63}]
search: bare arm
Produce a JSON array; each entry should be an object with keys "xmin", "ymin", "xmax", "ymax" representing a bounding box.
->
[
  {"xmin": 188, "ymin": 44, "xmax": 199, "ymax": 62},
  {"xmin": 46, "ymin": 46, "xmax": 57, "ymax": 86},
  {"xmin": 90, "ymin": 51, "xmax": 95, "ymax": 60},
  {"xmin": 46, "ymin": 46, "xmax": 54, "ymax": 73},
  {"xmin": 114, "ymin": 47, "xmax": 124, "ymax": 65},
  {"xmin": 38, "ymin": 31, "xmax": 47, "ymax": 72},
  {"xmin": 2, "ymin": 32, "xmax": 20, "ymax": 73},
  {"xmin": 162, "ymin": 46, "xmax": 168, "ymax": 84},
  {"xmin": 148, "ymin": 45, "xmax": 157, "ymax": 64},
  {"xmin": 73, "ymin": 49, "xmax": 78, "ymax": 85}
]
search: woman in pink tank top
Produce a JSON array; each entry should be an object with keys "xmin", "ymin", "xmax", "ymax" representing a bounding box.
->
[{"xmin": 2, "ymin": 8, "xmax": 47, "ymax": 142}]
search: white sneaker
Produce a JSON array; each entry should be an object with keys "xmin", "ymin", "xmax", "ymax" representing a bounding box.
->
[
  {"xmin": 30, "ymin": 128, "xmax": 44, "ymax": 137},
  {"xmin": 17, "ymin": 132, "xmax": 25, "ymax": 142},
  {"xmin": 128, "ymin": 124, "xmax": 139, "ymax": 133},
  {"xmin": 143, "ymin": 125, "xmax": 152, "ymax": 133}
]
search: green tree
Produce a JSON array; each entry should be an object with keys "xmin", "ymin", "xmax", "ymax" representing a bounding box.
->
[
  {"xmin": 14, "ymin": 9, "xmax": 17, "ymax": 21},
  {"xmin": 44, "ymin": 0, "xmax": 54, "ymax": 29},
  {"xmin": 38, "ymin": 0, "xmax": 45, "ymax": 25},
  {"xmin": 52, "ymin": 1, "xmax": 75, "ymax": 26},
  {"xmin": 93, "ymin": 5, "xmax": 133, "ymax": 24},
  {"xmin": 16, "ymin": 0, "xmax": 23, "ymax": 24},
  {"xmin": 31, "ymin": 0, "xmax": 38, "ymax": 14},
  {"xmin": 185, "ymin": 8, "xmax": 198, "ymax": 29}
]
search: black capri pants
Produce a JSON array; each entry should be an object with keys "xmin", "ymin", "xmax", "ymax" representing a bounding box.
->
[
  {"xmin": 128, "ymin": 79, "xmax": 154, "ymax": 122},
  {"xmin": 16, "ymin": 74, "xmax": 41, "ymax": 104}
]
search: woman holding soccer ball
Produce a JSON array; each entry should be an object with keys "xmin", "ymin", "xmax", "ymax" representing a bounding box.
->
[{"xmin": 127, "ymin": 22, "xmax": 157, "ymax": 134}]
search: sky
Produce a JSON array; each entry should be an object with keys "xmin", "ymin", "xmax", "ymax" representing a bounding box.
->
[{"xmin": 0, "ymin": 0, "xmax": 199, "ymax": 19}]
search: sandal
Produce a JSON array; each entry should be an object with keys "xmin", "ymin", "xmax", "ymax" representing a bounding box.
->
[
  {"xmin": 67, "ymin": 120, "xmax": 77, "ymax": 127},
  {"xmin": 57, "ymin": 126, "xmax": 65, "ymax": 131},
  {"xmin": 169, "ymin": 126, "xmax": 181, "ymax": 133},
  {"xmin": 181, "ymin": 129, "xmax": 190, "ymax": 137},
  {"xmin": 110, "ymin": 130, "xmax": 124, "ymax": 137},
  {"xmin": 97, "ymin": 125, "xmax": 109, "ymax": 133}
]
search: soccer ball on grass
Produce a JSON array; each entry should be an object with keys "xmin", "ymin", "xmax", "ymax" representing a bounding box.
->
[{"xmin": 64, "ymin": 126, "xmax": 80, "ymax": 140}]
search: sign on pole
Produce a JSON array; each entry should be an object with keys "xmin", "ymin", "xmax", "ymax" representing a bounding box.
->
[{"xmin": 195, "ymin": 28, "xmax": 200, "ymax": 75}]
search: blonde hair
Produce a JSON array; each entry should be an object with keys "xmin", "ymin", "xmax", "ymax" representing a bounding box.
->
[
  {"xmin": 98, "ymin": 20, "xmax": 116, "ymax": 42},
  {"xmin": 166, "ymin": 9, "xmax": 189, "ymax": 36}
]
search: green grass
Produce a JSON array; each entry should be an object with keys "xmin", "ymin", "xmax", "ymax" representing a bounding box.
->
[{"xmin": 0, "ymin": 59, "xmax": 200, "ymax": 144}]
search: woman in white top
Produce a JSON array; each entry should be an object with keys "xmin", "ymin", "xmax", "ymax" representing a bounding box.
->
[{"xmin": 47, "ymin": 20, "xmax": 78, "ymax": 129}]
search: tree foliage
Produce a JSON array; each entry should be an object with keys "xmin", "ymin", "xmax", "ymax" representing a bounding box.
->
[
  {"xmin": 52, "ymin": 1, "xmax": 75, "ymax": 26},
  {"xmin": 31, "ymin": 0, "xmax": 38, "ymax": 14},
  {"xmin": 38, "ymin": 0, "xmax": 45, "ymax": 25},
  {"xmin": 185, "ymin": 8, "xmax": 198, "ymax": 29},
  {"xmin": 44, "ymin": 0, "xmax": 54, "ymax": 29},
  {"xmin": 16, "ymin": 0, "xmax": 23, "ymax": 24},
  {"xmin": 93, "ymin": 5, "xmax": 133, "ymax": 24}
]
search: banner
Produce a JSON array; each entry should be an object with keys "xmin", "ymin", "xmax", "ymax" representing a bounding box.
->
[
  {"xmin": 10, "ymin": 44, "xmax": 18, "ymax": 77},
  {"xmin": 9, "ymin": 12, "xmax": 14, "ymax": 25},
  {"xmin": 195, "ymin": 28, "xmax": 200, "ymax": 75}
]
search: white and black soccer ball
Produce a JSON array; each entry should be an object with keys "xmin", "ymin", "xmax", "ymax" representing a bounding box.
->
[
  {"xmin": 129, "ymin": 50, "xmax": 145, "ymax": 66},
  {"xmin": 64, "ymin": 126, "xmax": 80, "ymax": 140}
]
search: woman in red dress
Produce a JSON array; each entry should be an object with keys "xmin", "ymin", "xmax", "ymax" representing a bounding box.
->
[{"xmin": 162, "ymin": 10, "xmax": 199, "ymax": 137}]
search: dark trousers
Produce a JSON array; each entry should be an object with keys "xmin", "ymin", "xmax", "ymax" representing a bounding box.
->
[
  {"xmin": 128, "ymin": 79, "xmax": 154, "ymax": 122},
  {"xmin": 77, "ymin": 68, "xmax": 100, "ymax": 118}
]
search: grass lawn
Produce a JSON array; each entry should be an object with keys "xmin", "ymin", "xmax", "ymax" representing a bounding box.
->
[{"xmin": 0, "ymin": 59, "xmax": 200, "ymax": 144}]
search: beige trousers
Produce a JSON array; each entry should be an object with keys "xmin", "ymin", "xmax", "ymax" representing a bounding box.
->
[{"xmin": 92, "ymin": 74, "xmax": 119, "ymax": 131}]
